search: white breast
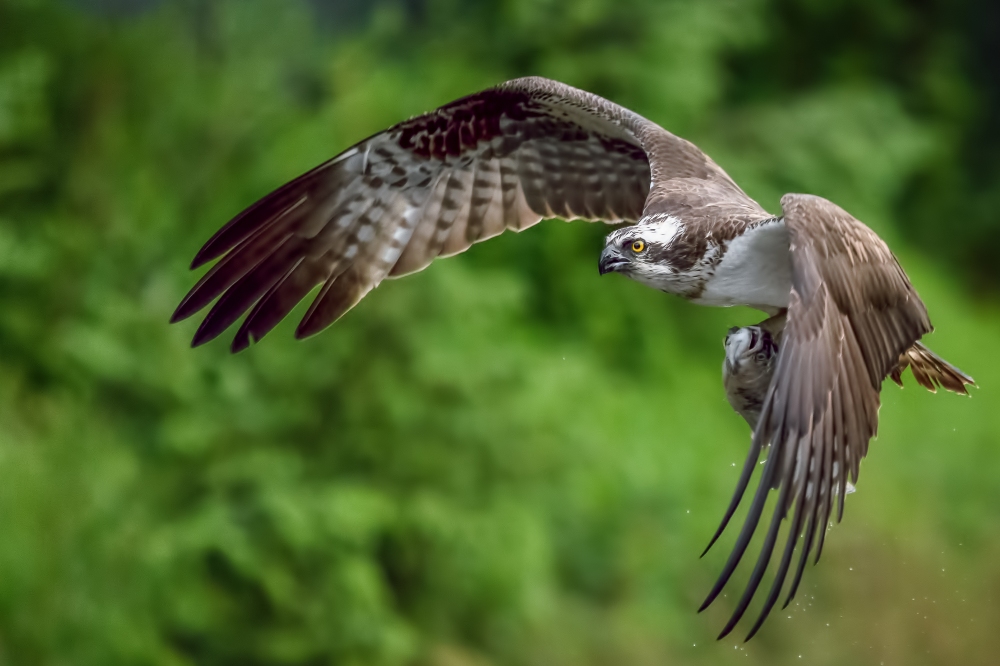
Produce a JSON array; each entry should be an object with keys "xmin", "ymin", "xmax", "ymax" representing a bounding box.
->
[{"xmin": 695, "ymin": 219, "xmax": 792, "ymax": 311}]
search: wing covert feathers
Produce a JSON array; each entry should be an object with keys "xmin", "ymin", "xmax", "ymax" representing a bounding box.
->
[{"xmin": 173, "ymin": 77, "xmax": 661, "ymax": 347}]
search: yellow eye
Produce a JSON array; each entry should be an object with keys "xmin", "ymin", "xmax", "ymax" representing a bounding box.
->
[{"xmin": 631, "ymin": 240, "xmax": 645, "ymax": 253}]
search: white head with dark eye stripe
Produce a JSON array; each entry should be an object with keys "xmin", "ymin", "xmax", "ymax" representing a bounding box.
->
[{"xmin": 598, "ymin": 215, "xmax": 687, "ymax": 290}]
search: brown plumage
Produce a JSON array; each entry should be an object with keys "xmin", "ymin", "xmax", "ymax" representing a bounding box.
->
[
  {"xmin": 172, "ymin": 77, "xmax": 974, "ymax": 640},
  {"xmin": 891, "ymin": 342, "xmax": 974, "ymax": 393}
]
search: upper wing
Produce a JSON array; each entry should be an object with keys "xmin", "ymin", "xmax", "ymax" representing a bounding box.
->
[
  {"xmin": 172, "ymin": 76, "xmax": 767, "ymax": 350},
  {"xmin": 699, "ymin": 194, "xmax": 932, "ymax": 640}
]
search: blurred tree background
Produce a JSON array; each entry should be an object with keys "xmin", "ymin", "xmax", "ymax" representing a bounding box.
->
[{"xmin": 1, "ymin": 0, "xmax": 999, "ymax": 663}]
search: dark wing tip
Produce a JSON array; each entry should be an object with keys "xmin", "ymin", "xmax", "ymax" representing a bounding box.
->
[
  {"xmin": 230, "ymin": 329, "xmax": 252, "ymax": 354},
  {"xmin": 190, "ymin": 248, "xmax": 216, "ymax": 271},
  {"xmin": 190, "ymin": 241, "xmax": 222, "ymax": 271},
  {"xmin": 189, "ymin": 210, "xmax": 262, "ymax": 271},
  {"xmin": 700, "ymin": 529, "xmax": 725, "ymax": 560},
  {"xmin": 744, "ymin": 599, "xmax": 777, "ymax": 641},
  {"xmin": 169, "ymin": 303, "xmax": 191, "ymax": 325},
  {"xmin": 743, "ymin": 621, "xmax": 764, "ymax": 642},
  {"xmin": 190, "ymin": 317, "xmax": 226, "ymax": 348},
  {"xmin": 699, "ymin": 442, "xmax": 781, "ymax": 620},
  {"xmin": 293, "ymin": 321, "xmax": 322, "ymax": 340},
  {"xmin": 701, "ymin": 431, "xmax": 769, "ymax": 559},
  {"xmin": 294, "ymin": 301, "xmax": 336, "ymax": 340},
  {"xmin": 171, "ymin": 290, "xmax": 205, "ymax": 324}
]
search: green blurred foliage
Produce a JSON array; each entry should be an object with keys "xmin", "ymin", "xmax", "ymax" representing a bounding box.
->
[{"xmin": 0, "ymin": 0, "xmax": 999, "ymax": 664}]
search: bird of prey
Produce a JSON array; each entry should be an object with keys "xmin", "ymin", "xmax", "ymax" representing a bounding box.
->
[{"xmin": 171, "ymin": 76, "xmax": 974, "ymax": 639}]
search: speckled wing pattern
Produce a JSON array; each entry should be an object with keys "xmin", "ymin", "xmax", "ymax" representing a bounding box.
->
[
  {"xmin": 699, "ymin": 194, "xmax": 937, "ymax": 640},
  {"xmin": 172, "ymin": 77, "xmax": 775, "ymax": 350},
  {"xmin": 172, "ymin": 77, "xmax": 969, "ymax": 640}
]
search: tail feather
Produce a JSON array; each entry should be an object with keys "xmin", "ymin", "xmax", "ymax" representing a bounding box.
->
[{"xmin": 890, "ymin": 342, "xmax": 975, "ymax": 395}]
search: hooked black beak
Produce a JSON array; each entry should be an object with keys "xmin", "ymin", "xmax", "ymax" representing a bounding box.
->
[{"xmin": 598, "ymin": 248, "xmax": 627, "ymax": 275}]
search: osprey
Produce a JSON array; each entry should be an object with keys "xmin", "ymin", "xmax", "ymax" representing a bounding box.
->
[{"xmin": 172, "ymin": 77, "xmax": 974, "ymax": 639}]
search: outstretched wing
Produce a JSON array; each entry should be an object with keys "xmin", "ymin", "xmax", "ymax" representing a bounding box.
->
[
  {"xmin": 172, "ymin": 76, "xmax": 766, "ymax": 350},
  {"xmin": 700, "ymin": 194, "xmax": 933, "ymax": 640}
]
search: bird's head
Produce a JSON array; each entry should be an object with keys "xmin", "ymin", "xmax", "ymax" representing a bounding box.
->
[{"xmin": 598, "ymin": 215, "xmax": 688, "ymax": 291}]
